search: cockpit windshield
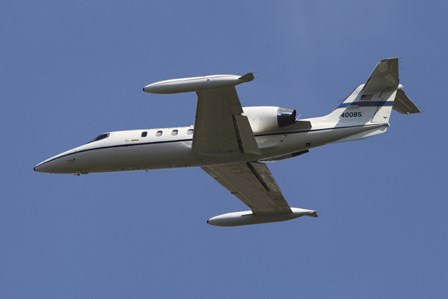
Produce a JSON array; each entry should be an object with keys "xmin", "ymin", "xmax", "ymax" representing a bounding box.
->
[{"xmin": 87, "ymin": 133, "xmax": 110, "ymax": 144}]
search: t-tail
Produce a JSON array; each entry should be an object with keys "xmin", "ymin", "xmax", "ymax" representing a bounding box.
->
[{"xmin": 312, "ymin": 58, "xmax": 420, "ymax": 142}]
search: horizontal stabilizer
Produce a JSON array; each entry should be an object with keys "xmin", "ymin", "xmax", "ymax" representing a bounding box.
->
[{"xmin": 393, "ymin": 89, "xmax": 420, "ymax": 114}]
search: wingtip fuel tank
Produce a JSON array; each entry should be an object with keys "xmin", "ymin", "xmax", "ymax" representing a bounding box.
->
[
  {"xmin": 143, "ymin": 73, "xmax": 254, "ymax": 94},
  {"xmin": 207, "ymin": 207, "xmax": 318, "ymax": 227}
]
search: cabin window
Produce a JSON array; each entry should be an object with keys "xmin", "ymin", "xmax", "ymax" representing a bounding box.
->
[
  {"xmin": 171, "ymin": 129, "xmax": 178, "ymax": 136},
  {"xmin": 141, "ymin": 131, "xmax": 148, "ymax": 137},
  {"xmin": 156, "ymin": 130, "xmax": 163, "ymax": 137},
  {"xmin": 187, "ymin": 129, "xmax": 194, "ymax": 135}
]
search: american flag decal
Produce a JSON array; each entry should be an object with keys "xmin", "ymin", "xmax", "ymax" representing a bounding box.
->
[{"xmin": 360, "ymin": 94, "xmax": 373, "ymax": 101}]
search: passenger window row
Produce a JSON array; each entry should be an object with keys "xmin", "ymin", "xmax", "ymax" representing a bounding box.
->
[{"xmin": 141, "ymin": 129, "xmax": 193, "ymax": 138}]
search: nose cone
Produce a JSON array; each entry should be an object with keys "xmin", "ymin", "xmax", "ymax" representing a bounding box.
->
[
  {"xmin": 34, "ymin": 159, "xmax": 63, "ymax": 173},
  {"xmin": 34, "ymin": 162, "xmax": 45, "ymax": 173},
  {"xmin": 34, "ymin": 150, "xmax": 77, "ymax": 173}
]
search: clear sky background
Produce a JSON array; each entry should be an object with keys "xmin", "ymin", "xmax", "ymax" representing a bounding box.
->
[{"xmin": 2, "ymin": 0, "xmax": 447, "ymax": 298}]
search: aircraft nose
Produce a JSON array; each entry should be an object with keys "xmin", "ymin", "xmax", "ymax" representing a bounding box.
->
[
  {"xmin": 34, "ymin": 160, "xmax": 55, "ymax": 173},
  {"xmin": 34, "ymin": 150, "xmax": 78, "ymax": 173}
]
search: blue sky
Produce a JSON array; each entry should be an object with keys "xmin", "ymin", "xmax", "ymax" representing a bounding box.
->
[{"xmin": 2, "ymin": 0, "xmax": 447, "ymax": 298}]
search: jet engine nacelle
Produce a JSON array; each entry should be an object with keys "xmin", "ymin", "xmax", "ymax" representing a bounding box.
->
[{"xmin": 242, "ymin": 106, "xmax": 296, "ymax": 133}]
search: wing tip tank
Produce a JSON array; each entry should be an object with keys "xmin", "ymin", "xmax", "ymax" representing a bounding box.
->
[
  {"xmin": 207, "ymin": 207, "xmax": 317, "ymax": 227},
  {"xmin": 143, "ymin": 73, "xmax": 254, "ymax": 94}
]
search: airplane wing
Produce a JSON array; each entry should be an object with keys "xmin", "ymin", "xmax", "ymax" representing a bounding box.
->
[
  {"xmin": 192, "ymin": 75, "xmax": 260, "ymax": 155},
  {"xmin": 143, "ymin": 72, "xmax": 260, "ymax": 155},
  {"xmin": 202, "ymin": 162, "xmax": 292, "ymax": 214}
]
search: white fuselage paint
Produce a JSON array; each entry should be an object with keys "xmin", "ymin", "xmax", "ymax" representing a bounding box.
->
[{"xmin": 34, "ymin": 120, "xmax": 388, "ymax": 174}]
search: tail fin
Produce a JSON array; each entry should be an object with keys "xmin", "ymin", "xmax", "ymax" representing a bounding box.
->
[{"xmin": 321, "ymin": 58, "xmax": 420, "ymax": 127}]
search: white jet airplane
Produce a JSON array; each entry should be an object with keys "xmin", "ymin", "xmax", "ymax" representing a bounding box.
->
[{"xmin": 35, "ymin": 58, "xmax": 420, "ymax": 226}]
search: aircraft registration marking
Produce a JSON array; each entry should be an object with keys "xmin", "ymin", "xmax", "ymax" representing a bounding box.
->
[{"xmin": 340, "ymin": 111, "xmax": 363, "ymax": 118}]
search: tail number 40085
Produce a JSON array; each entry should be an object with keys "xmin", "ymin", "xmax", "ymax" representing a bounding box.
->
[{"xmin": 340, "ymin": 111, "xmax": 362, "ymax": 118}]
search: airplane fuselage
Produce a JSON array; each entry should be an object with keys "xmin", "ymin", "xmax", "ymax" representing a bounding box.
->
[{"xmin": 34, "ymin": 120, "xmax": 388, "ymax": 174}]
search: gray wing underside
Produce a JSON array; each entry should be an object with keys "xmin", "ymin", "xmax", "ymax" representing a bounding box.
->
[
  {"xmin": 193, "ymin": 87, "xmax": 260, "ymax": 155},
  {"xmin": 193, "ymin": 80, "xmax": 292, "ymax": 215},
  {"xmin": 202, "ymin": 162, "xmax": 292, "ymax": 215}
]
